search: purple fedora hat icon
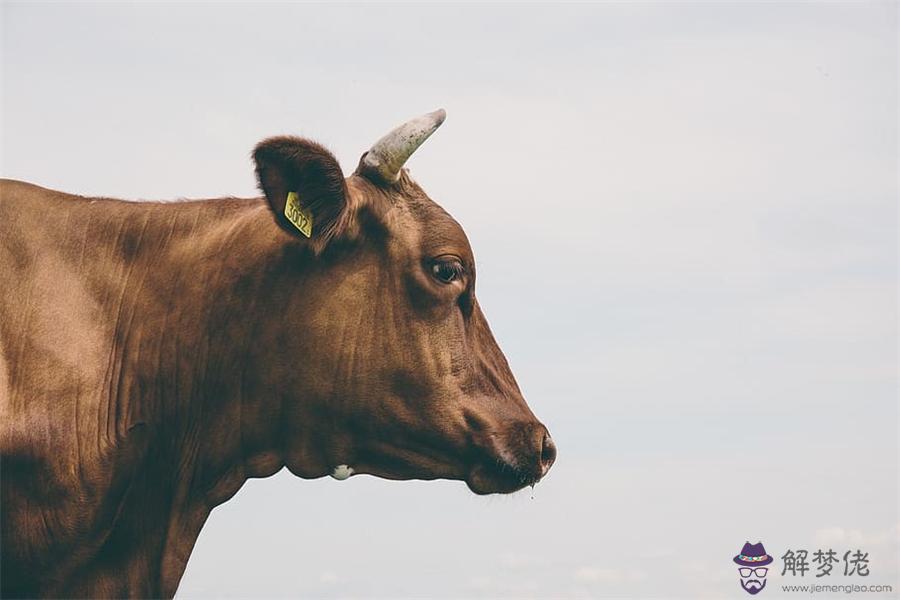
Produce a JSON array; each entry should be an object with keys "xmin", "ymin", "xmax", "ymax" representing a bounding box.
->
[{"xmin": 734, "ymin": 542, "xmax": 773, "ymax": 566}]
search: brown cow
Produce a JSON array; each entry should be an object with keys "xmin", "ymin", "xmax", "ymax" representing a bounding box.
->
[{"xmin": 0, "ymin": 110, "xmax": 555, "ymax": 598}]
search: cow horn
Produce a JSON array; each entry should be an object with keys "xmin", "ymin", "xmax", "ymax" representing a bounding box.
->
[{"xmin": 358, "ymin": 109, "xmax": 446, "ymax": 183}]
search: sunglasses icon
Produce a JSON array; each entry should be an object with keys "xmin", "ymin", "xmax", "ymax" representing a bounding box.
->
[{"xmin": 739, "ymin": 567, "xmax": 769, "ymax": 578}]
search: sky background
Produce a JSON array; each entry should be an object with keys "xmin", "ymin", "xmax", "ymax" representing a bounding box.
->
[{"xmin": 2, "ymin": 2, "xmax": 897, "ymax": 598}]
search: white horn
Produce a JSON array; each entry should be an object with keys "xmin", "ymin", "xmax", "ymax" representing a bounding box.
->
[{"xmin": 359, "ymin": 109, "xmax": 446, "ymax": 183}]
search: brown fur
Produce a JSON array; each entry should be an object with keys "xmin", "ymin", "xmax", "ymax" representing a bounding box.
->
[{"xmin": 0, "ymin": 137, "xmax": 554, "ymax": 598}]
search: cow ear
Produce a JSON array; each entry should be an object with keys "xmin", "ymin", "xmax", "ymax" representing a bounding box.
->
[{"xmin": 253, "ymin": 136, "xmax": 349, "ymax": 253}]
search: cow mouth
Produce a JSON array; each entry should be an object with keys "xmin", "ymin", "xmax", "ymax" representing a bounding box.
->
[
  {"xmin": 465, "ymin": 425, "xmax": 557, "ymax": 495},
  {"xmin": 465, "ymin": 459, "xmax": 544, "ymax": 495},
  {"xmin": 351, "ymin": 454, "xmax": 544, "ymax": 495},
  {"xmin": 335, "ymin": 427, "xmax": 556, "ymax": 495}
]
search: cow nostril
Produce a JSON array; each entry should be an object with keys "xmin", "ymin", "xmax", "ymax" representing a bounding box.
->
[{"xmin": 540, "ymin": 433, "xmax": 557, "ymax": 474}]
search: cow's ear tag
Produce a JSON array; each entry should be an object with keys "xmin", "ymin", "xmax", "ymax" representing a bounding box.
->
[{"xmin": 284, "ymin": 191, "xmax": 313, "ymax": 238}]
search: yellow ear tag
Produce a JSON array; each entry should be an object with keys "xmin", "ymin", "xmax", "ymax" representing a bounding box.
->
[{"xmin": 284, "ymin": 191, "xmax": 313, "ymax": 238}]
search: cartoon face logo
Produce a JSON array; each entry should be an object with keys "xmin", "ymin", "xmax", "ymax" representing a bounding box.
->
[{"xmin": 733, "ymin": 541, "xmax": 773, "ymax": 595}]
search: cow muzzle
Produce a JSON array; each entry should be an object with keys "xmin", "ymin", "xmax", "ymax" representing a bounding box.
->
[{"xmin": 466, "ymin": 422, "xmax": 557, "ymax": 495}]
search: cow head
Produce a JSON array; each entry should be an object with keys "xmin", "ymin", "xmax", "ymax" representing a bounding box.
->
[{"xmin": 250, "ymin": 110, "xmax": 555, "ymax": 494}]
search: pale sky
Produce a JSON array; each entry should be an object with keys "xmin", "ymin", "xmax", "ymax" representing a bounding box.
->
[{"xmin": 2, "ymin": 2, "xmax": 897, "ymax": 598}]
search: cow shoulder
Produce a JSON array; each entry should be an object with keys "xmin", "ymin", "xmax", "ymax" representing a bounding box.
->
[{"xmin": 1, "ymin": 180, "xmax": 155, "ymax": 593}]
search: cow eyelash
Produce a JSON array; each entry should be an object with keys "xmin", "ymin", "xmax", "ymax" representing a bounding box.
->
[{"xmin": 430, "ymin": 257, "xmax": 466, "ymax": 284}]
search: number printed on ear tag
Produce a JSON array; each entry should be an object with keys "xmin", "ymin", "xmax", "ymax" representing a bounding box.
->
[{"xmin": 284, "ymin": 191, "xmax": 313, "ymax": 238}]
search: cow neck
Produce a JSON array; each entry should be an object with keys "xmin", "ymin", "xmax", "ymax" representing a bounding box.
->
[
  {"xmin": 87, "ymin": 195, "xmax": 360, "ymax": 595},
  {"xmin": 141, "ymin": 201, "xmax": 297, "ymax": 497},
  {"xmin": 94, "ymin": 199, "xmax": 314, "ymax": 595}
]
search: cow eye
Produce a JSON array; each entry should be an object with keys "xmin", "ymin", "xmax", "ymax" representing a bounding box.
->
[{"xmin": 430, "ymin": 257, "xmax": 465, "ymax": 284}]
